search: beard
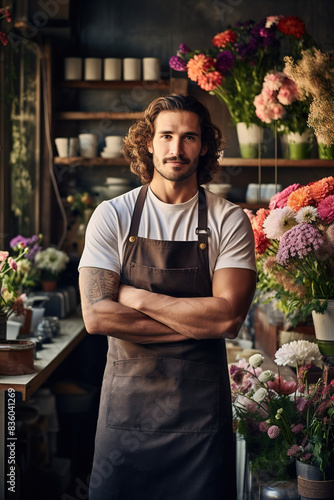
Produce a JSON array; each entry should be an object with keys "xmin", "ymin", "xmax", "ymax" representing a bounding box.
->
[{"xmin": 152, "ymin": 154, "xmax": 199, "ymax": 182}]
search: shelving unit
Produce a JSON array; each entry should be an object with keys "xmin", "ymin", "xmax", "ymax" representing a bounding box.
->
[{"xmin": 54, "ymin": 156, "xmax": 334, "ymax": 168}]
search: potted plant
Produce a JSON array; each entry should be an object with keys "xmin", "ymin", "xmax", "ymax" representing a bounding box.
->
[
  {"xmin": 284, "ymin": 48, "xmax": 334, "ymax": 158},
  {"xmin": 230, "ymin": 341, "xmax": 334, "ymax": 497},
  {"xmin": 169, "ymin": 15, "xmax": 314, "ymax": 158},
  {"xmin": 35, "ymin": 247, "xmax": 69, "ymax": 291},
  {"xmin": 246, "ymin": 176, "xmax": 334, "ymax": 356}
]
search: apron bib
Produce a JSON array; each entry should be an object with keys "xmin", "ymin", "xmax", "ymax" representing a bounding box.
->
[{"xmin": 89, "ymin": 185, "xmax": 236, "ymax": 500}]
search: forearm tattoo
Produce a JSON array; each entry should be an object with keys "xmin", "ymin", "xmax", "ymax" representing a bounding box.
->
[{"xmin": 82, "ymin": 268, "xmax": 120, "ymax": 304}]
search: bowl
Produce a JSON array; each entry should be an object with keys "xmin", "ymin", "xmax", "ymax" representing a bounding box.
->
[
  {"xmin": 202, "ymin": 183, "xmax": 231, "ymax": 198},
  {"xmin": 0, "ymin": 340, "xmax": 36, "ymax": 375}
]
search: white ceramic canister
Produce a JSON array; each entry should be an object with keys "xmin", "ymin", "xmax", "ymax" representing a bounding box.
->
[
  {"xmin": 104, "ymin": 58, "xmax": 122, "ymax": 80},
  {"xmin": 123, "ymin": 58, "xmax": 141, "ymax": 81},
  {"xmin": 64, "ymin": 57, "xmax": 82, "ymax": 80},
  {"xmin": 84, "ymin": 58, "xmax": 102, "ymax": 80},
  {"xmin": 78, "ymin": 133, "xmax": 99, "ymax": 158},
  {"xmin": 142, "ymin": 57, "xmax": 161, "ymax": 81}
]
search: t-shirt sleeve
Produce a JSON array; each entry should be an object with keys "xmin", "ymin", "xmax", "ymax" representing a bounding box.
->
[
  {"xmin": 78, "ymin": 201, "xmax": 121, "ymax": 274},
  {"xmin": 214, "ymin": 206, "xmax": 256, "ymax": 273}
]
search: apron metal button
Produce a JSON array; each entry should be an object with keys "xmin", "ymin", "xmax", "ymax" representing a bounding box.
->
[
  {"xmin": 199, "ymin": 243, "xmax": 206, "ymax": 250},
  {"xmin": 129, "ymin": 236, "xmax": 136, "ymax": 242}
]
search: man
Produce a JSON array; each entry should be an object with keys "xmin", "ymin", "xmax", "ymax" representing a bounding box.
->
[{"xmin": 79, "ymin": 94, "xmax": 256, "ymax": 500}]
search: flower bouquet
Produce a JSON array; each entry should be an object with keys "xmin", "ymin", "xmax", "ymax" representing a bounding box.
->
[
  {"xmin": 7, "ymin": 234, "xmax": 42, "ymax": 293},
  {"xmin": 249, "ymin": 176, "xmax": 334, "ymax": 329},
  {"xmin": 254, "ymin": 70, "xmax": 311, "ymax": 135},
  {"xmin": 0, "ymin": 247, "xmax": 28, "ymax": 318},
  {"xmin": 35, "ymin": 247, "xmax": 69, "ymax": 283},
  {"xmin": 284, "ymin": 48, "xmax": 334, "ymax": 148},
  {"xmin": 169, "ymin": 15, "xmax": 314, "ymax": 127},
  {"xmin": 231, "ymin": 341, "xmax": 334, "ymax": 480}
]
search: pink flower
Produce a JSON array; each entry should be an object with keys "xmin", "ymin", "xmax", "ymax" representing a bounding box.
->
[
  {"xmin": 269, "ymin": 184, "xmax": 302, "ymax": 209},
  {"xmin": 277, "ymin": 78, "xmax": 299, "ymax": 105},
  {"xmin": 287, "ymin": 444, "xmax": 301, "ymax": 457},
  {"xmin": 8, "ymin": 257, "xmax": 17, "ymax": 271},
  {"xmin": 0, "ymin": 251, "xmax": 9, "ymax": 261},
  {"xmin": 265, "ymin": 15, "xmax": 283, "ymax": 28},
  {"xmin": 268, "ymin": 425, "xmax": 281, "ymax": 439},
  {"xmin": 291, "ymin": 423, "xmax": 304, "ymax": 433},
  {"xmin": 317, "ymin": 194, "xmax": 334, "ymax": 223},
  {"xmin": 267, "ymin": 375, "xmax": 298, "ymax": 395},
  {"xmin": 259, "ymin": 421, "xmax": 269, "ymax": 433}
]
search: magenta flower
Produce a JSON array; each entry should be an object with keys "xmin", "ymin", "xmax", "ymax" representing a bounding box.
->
[
  {"xmin": 276, "ymin": 223, "xmax": 325, "ymax": 265},
  {"xmin": 317, "ymin": 194, "xmax": 334, "ymax": 223},
  {"xmin": 287, "ymin": 444, "xmax": 301, "ymax": 457},
  {"xmin": 169, "ymin": 56, "xmax": 187, "ymax": 72},
  {"xmin": 179, "ymin": 43, "xmax": 191, "ymax": 54},
  {"xmin": 216, "ymin": 50, "xmax": 234, "ymax": 72},
  {"xmin": 8, "ymin": 257, "xmax": 17, "ymax": 271},
  {"xmin": 291, "ymin": 423, "xmax": 304, "ymax": 433}
]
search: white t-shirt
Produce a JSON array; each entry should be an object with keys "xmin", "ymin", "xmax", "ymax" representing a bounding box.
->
[{"xmin": 79, "ymin": 186, "xmax": 256, "ymax": 278}]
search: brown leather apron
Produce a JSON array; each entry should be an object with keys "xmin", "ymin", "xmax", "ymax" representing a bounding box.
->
[{"xmin": 89, "ymin": 185, "xmax": 236, "ymax": 500}]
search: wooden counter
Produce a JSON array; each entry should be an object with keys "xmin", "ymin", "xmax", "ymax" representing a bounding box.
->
[{"xmin": 0, "ymin": 315, "xmax": 86, "ymax": 497}]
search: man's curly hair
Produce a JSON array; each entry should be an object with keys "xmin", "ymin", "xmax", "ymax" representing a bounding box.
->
[{"xmin": 122, "ymin": 94, "xmax": 226, "ymax": 185}]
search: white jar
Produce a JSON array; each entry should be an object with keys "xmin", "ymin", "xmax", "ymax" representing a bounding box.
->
[
  {"xmin": 104, "ymin": 58, "xmax": 122, "ymax": 80},
  {"xmin": 123, "ymin": 58, "xmax": 141, "ymax": 81},
  {"xmin": 142, "ymin": 57, "xmax": 161, "ymax": 81},
  {"xmin": 64, "ymin": 57, "xmax": 82, "ymax": 80},
  {"xmin": 84, "ymin": 58, "xmax": 102, "ymax": 80}
]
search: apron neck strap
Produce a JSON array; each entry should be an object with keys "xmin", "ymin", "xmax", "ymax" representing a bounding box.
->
[
  {"xmin": 128, "ymin": 184, "xmax": 209, "ymax": 243},
  {"xmin": 128, "ymin": 183, "xmax": 149, "ymax": 237}
]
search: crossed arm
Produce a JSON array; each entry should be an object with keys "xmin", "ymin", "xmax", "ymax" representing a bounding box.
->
[{"xmin": 79, "ymin": 266, "xmax": 256, "ymax": 344}]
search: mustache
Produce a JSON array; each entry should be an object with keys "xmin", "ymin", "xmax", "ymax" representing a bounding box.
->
[{"xmin": 163, "ymin": 155, "xmax": 189, "ymax": 164}]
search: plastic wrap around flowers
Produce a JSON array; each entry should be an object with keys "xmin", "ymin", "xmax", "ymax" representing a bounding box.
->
[
  {"xmin": 230, "ymin": 340, "xmax": 334, "ymax": 480},
  {"xmin": 247, "ymin": 176, "xmax": 334, "ymax": 323}
]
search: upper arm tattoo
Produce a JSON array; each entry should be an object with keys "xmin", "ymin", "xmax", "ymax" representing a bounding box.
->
[{"xmin": 81, "ymin": 268, "xmax": 120, "ymax": 304}]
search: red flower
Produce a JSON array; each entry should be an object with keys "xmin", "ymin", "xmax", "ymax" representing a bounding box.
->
[
  {"xmin": 267, "ymin": 375, "xmax": 298, "ymax": 395},
  {"xmin": 253, "ymin": 227, "xmax": 270, "ymax": 254},
  {"xmin": 212, "ymin": 29, "xmax": 237, "ymax": 48},
  {"xmin": 0, "ymin": 32, "xmax": 8, "ymax": 46},
  {"xmin": 277, "ymin": 16, "xmax": 306, "ymax": 39},
  {"xmin": 197, "ymin": 71, "xmax": 223, "ymax": 91}
]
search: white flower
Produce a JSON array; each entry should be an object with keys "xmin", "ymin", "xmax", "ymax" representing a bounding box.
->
[
  {"xmin": 258, "ymin": 370, "xmax": 275, "ymax": 383},
  {"xmin": 274, "ymin": 340, "xmax": 322, "ymax": 367},
  {"xmin": 263, "ymin": 207, "xmax": 297, "ymax": 239},
  {"xmin": 249, "ymin": 353, "xmax": 265, "ymax": 368},
  {"xmin": 295, "ymin": 206, "xmax": 318, "ymax": 224},
  {"xmin": 253, "ymin": 387, "xmax": 267, "ymax": 404},
  {"xmin": 35, "ymin": 248, "xmax": 69, "ymax": 275}
]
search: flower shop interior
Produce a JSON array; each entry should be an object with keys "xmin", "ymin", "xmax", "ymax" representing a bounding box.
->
[{"xmin": 1, "ymin": 0, "xmax": 334, "ymax": 499}]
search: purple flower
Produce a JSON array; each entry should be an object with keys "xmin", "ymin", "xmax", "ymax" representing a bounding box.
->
[
  {"xmin": 216, "ymin": 50, "xmax": 234, "ymax": 72},
  {"xmin": 10, "ymin": 235, "xmax": 29, "ymax": 248},
  {"xmin": 276, "ymin": 223, "xmax": 325, "ymax": 266},
  {"xmin": 169, "ymin": 55, "xmax": 187, "ymax": 72},
  {"xmin": 179, "ymin": 43, "xmax": 191, "ymax": 54}
]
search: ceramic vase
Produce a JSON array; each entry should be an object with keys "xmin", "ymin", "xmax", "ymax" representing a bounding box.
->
[
  {"xmin": 312, "ymin": 300, "xmax": 334, "ymax": 356},
  {"xmin": 236, "ymin": 122, "xmax": 263, "ymax": 159},
  {"xmin": 317, "ymin": 135, "xmax": 334, "ymax": 160},
  {"xmin": 285, "ymin": 130, "xmax": 314, "ymax": 159},
  {"xmin": 296, "ymin": 460, "xmax": 334, "ymax": 500}
]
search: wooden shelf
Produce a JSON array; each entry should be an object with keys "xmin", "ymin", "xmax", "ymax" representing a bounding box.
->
[
  {"xmin": 59, "ymin": 80, "xmax": 172, "ymax": 90},
  {"xmin": 54, "ymin": 156, "xmax": 129, "ymax": 166},
  {"xmin": 220, "ymin": 158, "xmax": 334, "ymax": 167},
  {"xmin": 54, "ymin": 156, "xmax": 334, "ymax": 168},
  {"xmin": 55, "ymin": 111, "xmax": 144, "ymax": 121}
]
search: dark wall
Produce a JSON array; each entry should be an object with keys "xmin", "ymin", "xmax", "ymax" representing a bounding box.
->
[{"xmin": 51, "ymin": 0, "xmax": 334, "ymax": 192}]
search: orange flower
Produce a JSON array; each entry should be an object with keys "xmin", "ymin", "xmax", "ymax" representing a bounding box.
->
[
  {"xmin": 197, "ymin": 71, "xmax": 223, "ymax": 91},
  {"xmin": 277, "ymin": 16, "xmax": 306, "ymax": 39},
  {"xmin": 309, "ymin": 177, "xmax": 334, "ymax": 204},
  {"xmin": 251, "ymin": 208, "xmax": 270, "ymax": 232},
  {"xmin": 187, "ymin": 54, "xmax": 214, "ymax": 82},
  {"xmin": 212, "ymin": 29, "xmax": 237, "ymax": 48},
  {"xmin": 287, "ymin": 186, "xmax": 313, "ymax": 211}
]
